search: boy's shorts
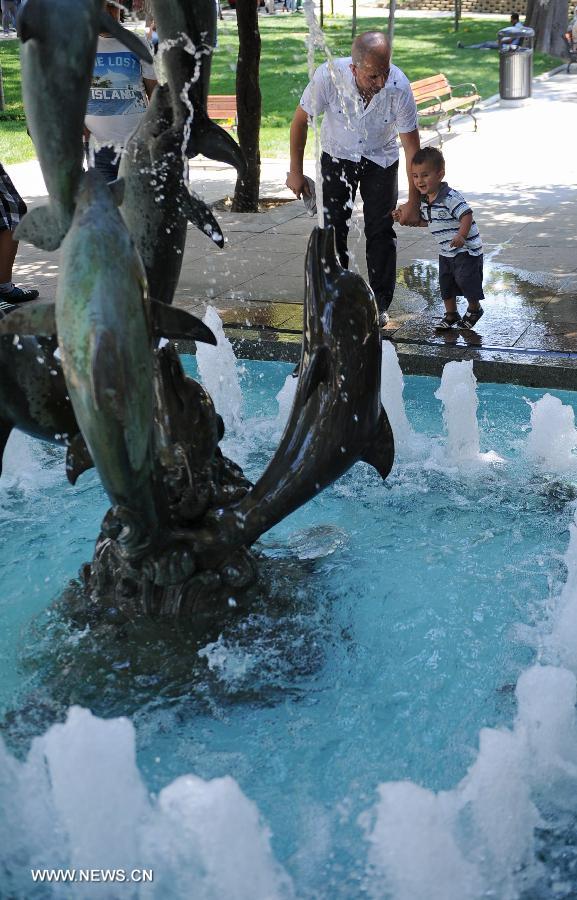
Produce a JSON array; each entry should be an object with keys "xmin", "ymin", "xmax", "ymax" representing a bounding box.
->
[{"xmin": 439, "ymin": 252, "xmax": 484, "ymax": 302}]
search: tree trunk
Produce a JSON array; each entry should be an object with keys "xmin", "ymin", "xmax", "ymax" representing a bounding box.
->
[
  {"xmin": 352, "ymin": 0, "xmax": 356, "ymax": 38},
  {"xmin": 387, "ymin": 0, "xmax": 396, "ymax": 49},
  {"xmin": 525, "ymin": 0, "xmax": 567, "ymax": 55},
  {"xmin": 232, "ymin": 0, "xmax": 262, "ymax": 212},
  {"xmin": 454, "ymin": 0, "xmax": 461, "ymax": 32}
]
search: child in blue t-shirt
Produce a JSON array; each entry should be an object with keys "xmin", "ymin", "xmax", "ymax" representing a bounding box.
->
[{"xmin": 396, "ymin": 146, "xmax": 484, "ymax": 331}]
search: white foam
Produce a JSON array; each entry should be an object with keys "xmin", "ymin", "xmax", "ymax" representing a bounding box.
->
[
  {"xmin": 434, "ymin": 360, "xmax": 481, "ymax": 463},
  {"xmin": 380, "ymin": 342, "xmax": 414, "ymax": 452},
  {"xmin": 0, "ymin": 430, "xmax": 65, "ymax": 495},
  {"xmin": 196, "ymin": 306, "xmax": 243, "ymax": 433},
  {"xmin": 0, "ymin": 707, "xmax": 293, "ymax": 899},
  {"xmin": 275, "ymin": 372, "xmax": 298, "ymax": 431},
  {"xmin": 364, "ymin": 664, "xmax": 577, "ymax": 900},
  {"xmin": 526, "ymin": 393, "xmax": 577, "ymax": 472}
]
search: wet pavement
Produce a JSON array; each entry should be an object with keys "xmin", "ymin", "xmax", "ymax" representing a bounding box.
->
[{"xmin": 7, "ymin": 68, "xmax": 577, "ymax": 388}]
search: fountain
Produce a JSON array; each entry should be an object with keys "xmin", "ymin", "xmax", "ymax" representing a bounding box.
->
[
  {"xmin": 4, "ymin": 3, "xmax": 577, "ymax": 898},
  {"xmin": 1, "ymin": 0, "xmax": 393, "ymax": 620}
]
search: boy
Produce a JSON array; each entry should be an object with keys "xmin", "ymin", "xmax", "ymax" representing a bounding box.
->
[{"xmin": 395, "ymin": 147, "xmax": 484, "ymax": 330}]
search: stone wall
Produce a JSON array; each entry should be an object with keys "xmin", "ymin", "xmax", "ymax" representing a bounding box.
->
[{"xmin": 397, "ymin": 0, "xmax": 527, "ymax": 12}]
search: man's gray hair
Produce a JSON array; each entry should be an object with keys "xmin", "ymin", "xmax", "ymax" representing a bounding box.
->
[{"xmin": 351, "ymin": 31, "xmax": 390, "ymax": 65}]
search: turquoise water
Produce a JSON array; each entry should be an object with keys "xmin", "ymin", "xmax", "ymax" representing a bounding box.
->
[{"xmin": 1, "ymin": 358, "xmax": 577, "ymax": 897}]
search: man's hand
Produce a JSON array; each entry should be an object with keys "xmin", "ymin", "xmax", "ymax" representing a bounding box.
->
[
  {"xmin": 286, "ymin": 172, "xmax": 309, "ymax": 199},
  {"xmin": 450, "ymin": 234, "xmax": 465, "ymax": 248},
  {"xmin": 393, "ymin": 201, "xmax": 421, "ymax": 226}
]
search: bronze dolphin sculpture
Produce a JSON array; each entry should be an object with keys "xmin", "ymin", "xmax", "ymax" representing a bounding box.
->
[
  {"xmin": 15, "ymin": 0, "xmax": 153, "ymax": 251},
  {"xmin": 120, "ymin": 84, "xmax": 224, "ymax": 306},
  {"xmin": 151, "ymin": 0, "xmax": 246, "ymax": 174},
  {"xmin": 0, "ymin": 329, "xmax": 93, "ymax": 483},
  {"xmin": 186, "ymin": 225, "xmax": 395, "ymax": 565}
]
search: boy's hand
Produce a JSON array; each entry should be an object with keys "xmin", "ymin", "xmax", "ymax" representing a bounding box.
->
[
  {"xmin": 393, "ymin": 201, "xmax": 421, "ymax": 226},
  {"xmin": 450, "ymin": 234, "xmax": 465, "ymax": 248}
]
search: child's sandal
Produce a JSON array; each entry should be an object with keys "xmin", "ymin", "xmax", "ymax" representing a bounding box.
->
[
  {"xmin": 460, "ymin": 306, "xmax": 484, "ymax": 330},
  {"xmin": 435, "ymin": 313, "xmax": 462, "ymax": 331}
]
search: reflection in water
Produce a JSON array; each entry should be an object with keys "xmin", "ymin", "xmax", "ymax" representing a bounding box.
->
[
  {"xmin": 396, "ymin": 259, "xmax": 559, "ymax": 312},
  {"xmin": 394, "ymin": 260, "xmax": 566, "ymax": 350}
]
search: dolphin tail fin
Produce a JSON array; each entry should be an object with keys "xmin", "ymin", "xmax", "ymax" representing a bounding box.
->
[
  {"xmin": 0, "ymin": 419, "xmax": 12, "ymax": 478},
  {"xmin": 150, "ymin": 300, "xmax": 217, "ymax": 345},
  {"xmin": 362, "ymin": 408, "xmax": 395, "ymax": 480},
  {"xmin": 178, "ymin": 185, "xmax": 224, "ymax": 248},
  {"xmin": 66, "ymin": 433, "xmax": 94, "ymax": 485},
  {"xmin": 15, "ymin": 206, "xmax": 69, "ymax": 251},
  {"xmin": 99, "ymin": 12, "xmax": 153, "ymax": 63},
  {"xmin": 301, "ymin": 346, "xmax": 331, "ymax": 404},
  {"xmin": 0, "ymin": 301, "xmax": 56, "ymax": 337},
  {"xmin": 189, "ymin": 121, "xmax": 247, "ymax": 176}
]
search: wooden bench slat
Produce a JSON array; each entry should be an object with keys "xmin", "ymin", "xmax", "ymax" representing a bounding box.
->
[
  {"xmin": 410, "ymin": 72, "xmax": 479, "ymax": 145},
  {"xmin": 207, "ymin": 94, "xmax": 238, "ymax": 129}
]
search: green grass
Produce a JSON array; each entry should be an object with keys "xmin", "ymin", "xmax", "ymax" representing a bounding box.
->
[
  {"xmin": 0, "ymin": 41, "xmax": 35, "ymax": 164},
  {"xmin": 0, "ymin": 17, "xmax": 561, "ymax": 164}
]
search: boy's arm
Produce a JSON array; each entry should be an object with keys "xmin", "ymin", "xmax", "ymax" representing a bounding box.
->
[{"xmin": 450, "ymin": 211, "xmax": 473, "ymax": 247}]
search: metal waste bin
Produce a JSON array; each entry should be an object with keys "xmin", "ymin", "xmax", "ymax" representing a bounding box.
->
[{"xmin": 499, "ymin": 26, "xmax": 534, "ymax": 100}]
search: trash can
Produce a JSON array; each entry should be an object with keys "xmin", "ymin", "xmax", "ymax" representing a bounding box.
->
[{"xmin": 499, "ymin": 26, "xmax": 535, "ymax": 100}]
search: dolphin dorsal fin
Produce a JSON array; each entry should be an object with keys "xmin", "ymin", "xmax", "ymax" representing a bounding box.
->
[
  {"xmin": 150, "ymin": 300, "xmax": 217, "ymax": 346},
  {"xmin": 99, "ymin": 12, "xmax": 153, "ymax": 63},
  {"xmin": 15, "ymin": 206, "xmax": 69, "ymax": 251},
  {"xmin": 362, "ymin": 408, "xmax": 395, "ymax": 480},
  {"xmin": 301, "ymin": 346, "xmax": 332, "ymax": 404},
  {"xmin": 0, "ymin": 300, "xmax": 56, "ymax": 337},
  {"xmin": 188, "ymin": 121, "xmax": 247, "ymax": 176},
  {"xmin": 66, "ymin": 433, "xmax": 94, "ymax": 485},
  {"xmin": 177, "ymin": 185, "xmax": 224, "ymax": 248}
]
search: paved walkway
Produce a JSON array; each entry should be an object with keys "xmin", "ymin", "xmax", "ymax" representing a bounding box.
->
[{"xmin": 7, "ymin": 67, "xmax": 577, "ymax": 387}]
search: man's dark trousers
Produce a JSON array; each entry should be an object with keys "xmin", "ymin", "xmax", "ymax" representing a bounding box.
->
[{"xmin": 321, "ymin": 152, "xmax": 398, "ymax": 313}]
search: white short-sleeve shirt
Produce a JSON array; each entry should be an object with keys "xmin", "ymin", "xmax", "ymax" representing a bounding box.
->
[{"xmin": 299, "ymin": 57, "xmax": 418, "ymax": 169}]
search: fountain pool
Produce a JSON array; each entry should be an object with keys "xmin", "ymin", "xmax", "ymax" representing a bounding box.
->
[{"xmin": 2, "ymin": 355, "xmax": 577, "ymax": 899}]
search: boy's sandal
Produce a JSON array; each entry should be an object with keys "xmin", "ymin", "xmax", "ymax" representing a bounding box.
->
[
  {"xmin": 460, "ymin": 306, "xmax": 484, "ymax": 330},
  {"xmin": 435, "ymin": 313, "xmax": 462, "ymax": 330}
]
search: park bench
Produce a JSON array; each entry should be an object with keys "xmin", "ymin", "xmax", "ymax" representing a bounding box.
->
[
  {"xmin": 410, "ymin": 73, "xmax": 480, "ymax": 145},
  {"xmin": 207, "ymin": 95, "xmax": 238, "ymax": 130}
]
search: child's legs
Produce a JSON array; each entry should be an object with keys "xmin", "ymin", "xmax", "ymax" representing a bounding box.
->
[
  {"xmin": 438, "ymin": 256, "xmax": 460, "ymax": 316},
  {"xmin": 454, "ymin": 253, "xmax": 484, "ymax": 310}
]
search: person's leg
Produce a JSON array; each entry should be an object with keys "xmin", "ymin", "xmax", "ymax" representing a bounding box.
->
[
  {"xmin": 456, "ymin": 254, "xmax": 484, "ymax": 328},
  {"xmin": 436, "ymin": 256, "xmax": 462, "ymax": 329},
  {"xmin": 0, "ymin": 227, "xmax": 39, "ymax": 303},
  {"xmin": 359, "ymin": 158, "xmax": 398, "ymax": 314},
  {"xmin": 0, "ymin": 166, "xmax": 39, "ymax": 302},
  {"xmin": 459, "ymin": 40, "xmax": 498, "ymax": 49},
  {"xmin": 1, "ymin": 1, "xmax": 9, "ymax": 33},
  {"xmin": 320, "ymin": 153, "xmax": 360, "ymax": 270},
  {"xmin": 0, "ymin": 227, "xmax": 17, "ymax": 284},
  {"xmin": 92, "ymin": 145, "xmax": 121, "ymax": 183}
]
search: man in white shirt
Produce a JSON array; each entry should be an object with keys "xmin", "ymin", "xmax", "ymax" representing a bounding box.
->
[
  {"xmin": 85, "ymin": 1, "xmax": 157, "ymax": 182},
  {"xmin": 286, "ymin": 31, "xmax": 421, "ymax": 326}
]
